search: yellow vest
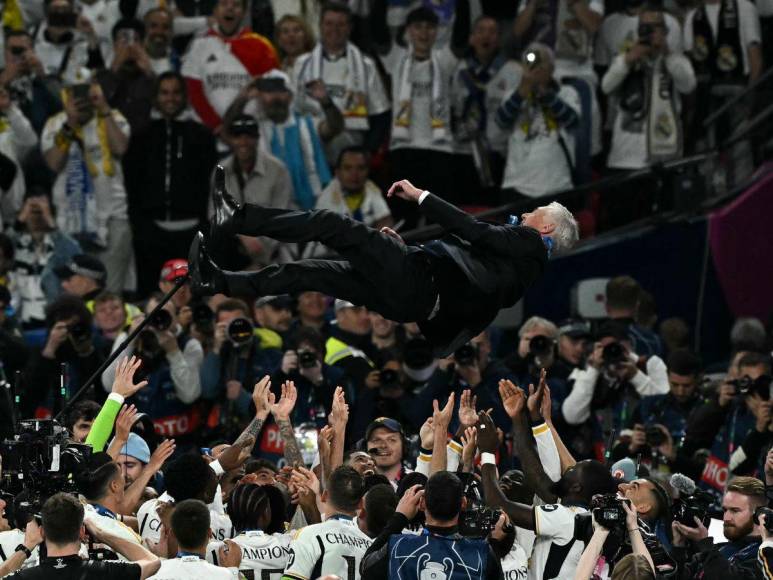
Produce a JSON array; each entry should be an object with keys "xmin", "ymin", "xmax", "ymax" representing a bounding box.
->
[{"xmin": 324, "ymin": 336, "xmax": 374, "ymax": 367}]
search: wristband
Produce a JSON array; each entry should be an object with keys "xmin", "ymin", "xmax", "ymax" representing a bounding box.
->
[
  {"xmin": 209, "ymin": 459, "xmax": 224, "ymax": 476},
  {"xmin": 108, "ymin": 392, "xmax": 125, "ymax": 405},
  {"xmin": 15, "ymin": 544, "xmax": 32, "ymax": 558},
  {"xmin": 480, "ymin": 452, "xmax": 496, "ymax": 465}
]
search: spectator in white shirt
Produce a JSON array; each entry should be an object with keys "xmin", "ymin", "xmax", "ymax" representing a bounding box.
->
[
  {"xmin": 496, "ymin": 44, "xmax": 580, "ymax": 199},
  {"xmin": 144, "ymin": 7, "xmax": 176, "ymax": 75},
  {"xmin": 0, "ymin": 86, "xmax": 38, "ymax": 228},
  {"xmin": 602, "ymin": 7, "xmax": 696, "ymax": 170}
]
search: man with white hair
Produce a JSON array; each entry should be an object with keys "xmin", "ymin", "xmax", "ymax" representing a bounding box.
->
[{"xmin": 190, "ymin": 174, "xmax": 579, "ymax": 357}]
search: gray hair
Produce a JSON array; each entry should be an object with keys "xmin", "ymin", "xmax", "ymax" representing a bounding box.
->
[
  {"xmin": 518, "ymin": 316, "xmax": 559, "ymax": 339},
  {"xmin": 545, "ymin": 202, "xmax": 579, "ymax": 255},
  {"xmin": 730, "ymin": 317, "xmax": 766, "ymax": 350}
]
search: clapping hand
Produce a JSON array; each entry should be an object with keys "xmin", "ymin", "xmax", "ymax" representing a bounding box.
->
[
  {"xmin": 111, "ymin": 356, "xmax": 148, "ymax": 398},
  {"xmin": 114, "ymin": 404, "xmax": 138, "ymax": 443},
  {"xmin": 475, "ymin": 411, "xmax": 499, "ymax": 454},
  {"xmin": 271, "ymin": 381, "xmax": 298, "ymax": 421},
  {"xmin": 251, "ymin": 376, "xmax": 273, "ymax": 419},
  {"xmin": 432, "ymin": 392, "xmax": 455, "ymax": 430},
  {"xmin": 329, "ymin": 386, "xmax": 349, "ymax": 431},
  {"xmin": 498, "ymin": 379, "xmax": 525, "ymax": 419},
  {"xmin": 458, "ymin": 389, "xmax": 478, "ymax": 428},
  {"xmin": 396, "ymin": 484, "xmax": 425, "ymax": 519}
]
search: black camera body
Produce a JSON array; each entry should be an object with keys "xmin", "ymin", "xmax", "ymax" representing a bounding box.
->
[
  {"xmin": 637, "ymin": 23, "xmax": 655, "ymax": 45},
  {"xmin": 68, "ymin": 321, "xmax": 92, "ymax": 342},
  {"xmin": 298, "ymin": 350, "xmax": 318, "ymax": 369},
  {"xmin": 645, "ymin": 425, "xmax": 666, "ymax": 448},
  {"xmin": 754, "ymin": 506, "xmax": 773, "ymax": 533},
  {"xmin": 148, "ymin": 309, "xmax": 173, "ymax": 332},
  {"xmin": 379, "ymin": 368, "xmax": 400, "ymax": 388},
  {"xmin": 227, "ymin": 317, "xmax": 254, "ymax": 346},
  {"xmin": 673, "ymin": 490, "xmax": 713, "ymax": 528},
  {"xmin": 459, "ymin": 505, "xmax": 501, "ymax": 537},
  {"xmin": 729, "ymin": 375, "xmax": 772, "ymax": 400},
  {"xmin": 602, "ymin": 342, "xmax": 627, "ymax": 367},
  {"xmin": 592, "ymin": 494, "xmax": 630, "ymax": 531},
  {"xmin": 454, "ymin": 344, "xmax": 477, "ymax": 367}
]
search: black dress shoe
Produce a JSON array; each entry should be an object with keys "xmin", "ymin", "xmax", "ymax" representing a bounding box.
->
[
  {"xmin": 209, "ymin": 164, "xmax": 242, "ymax": 253},
  {"xmin": 188, "ymin": 231, "xmax": 226, "ymax": 296}
]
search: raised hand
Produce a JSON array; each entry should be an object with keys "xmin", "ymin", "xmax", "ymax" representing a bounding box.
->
[
  {"xmin": 396, "ymin": 484, "xmax": 425, "ymax": 519},
  {"xmin": 526, "ymin": 369, "xmax": 548, "ymax": 422},
  {"xmin": 317, "ymin": 425, "xmax": 334, "ymax": 464},
  {"xmin": 271, "ymin": 381, "xmax": 298, "ymax": 421},
  {"xmin": 114, "ymin": 404, "xmax": 138, "ymax": 443},
  {"xmin": 432, "ymin": 392, "xmax": 455, "ymax": 429},
  {"xmin": 540, "ymin": 382, "xmax": 553, "ymax": 426},
  {"xmin": 387, "ymin": 179, "xmax": 423, "ymax": 203},
  {"xmin": 251, "ymin": 376, "xmax": 272, "ymax": 418},
  {"xmin": 461, "ymin": 426, "xmax": 477, "ymax": 470},
  {"xmin": 419, "ymin": 417, "xmax": 435, "ymax": 449},
  {"xmin": 218, "ymin": 435, "xmax": 255, "ymax": 471},
  {"xmin": 148, "ymin": 439, "xmax": 176, "ymax": 472},
  {"xmin": 475, "ymin": 411, "xmax": 499, "ymax": 454},
  {"xmin": 111, "ymin": 356, "xmax": 149, "ymax": 398},
  {"xmin": 498, "ymin": 379, "xmax": 525, "ymax": 419},
  {"xmin": 458, "ymin": 389, "xmax": 478, "ymax": 428},
  {"xmin": 291, "ymin": 466, "xmax": 321, "ymax": 497},
  {"xmin": 218, "ymin": 539, "xmax": 242, "ymax": 568},
  {"xmin": 328, "ymin": 386, "xmax": 349, "ymax": 431}
]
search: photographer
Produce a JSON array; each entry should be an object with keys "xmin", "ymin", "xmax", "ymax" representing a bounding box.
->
[
  {"xmin": 684, "ymin": 353, "xmax": 772, "ymax": 504},
  {"xmin": 101, "ymin": 298, "xmax": 202, "ymax": 440},
  {"xmin": 361, "ymin": 473, "xmax": 505, "ymax": 580},
  {"xmin": 553, "ymin": 319, "xmax": 593, "ymax": 381},
  {"xmin": 562, "ymin": 321, "xmax": 669, "ymax": 438},
  {"xmin": 574, "ymin": 499, "xmax": 656, "ymax": 579},
  {"xmin": 22, "ymin": 294, "xmax": 106, "ymax": 417},
  {"xmin": 673, "ymin": 476, "xmax": 766, "ymax": 580},
  {"xmin": 4, "ymin": 492, "xmax": 159, "ymax": 579},
  {"xmin": 274, "ymin": 326, "xmax": 343, "ymax": 427}
]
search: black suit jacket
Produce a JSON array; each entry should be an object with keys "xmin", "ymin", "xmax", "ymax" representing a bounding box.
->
[{"xmin": 416, "ymin": 194, "xmax": 548, "ymax": 356}]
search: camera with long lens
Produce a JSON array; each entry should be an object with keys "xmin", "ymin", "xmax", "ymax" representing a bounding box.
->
[
  {"xmin": 729, "ymin": 375, "xmax": 772, "ymax": 400},
  {"xmin": 379, "ymin": 368, "xmax": 400, "ymax": 389},
  {"xmin": 754, "ymin": 506, "xmax": 773, "ymax": 533},
  {"xmin": 602, "ymin": 342, "xmax": 627, "ymax": 367},
  {"xmin": 591, "ymin": 494, "xmax": 630, "ymax": 531},
  {"xmin": 68, "ymin": 321, "xmax": 92, "ymax": 342},
  {"xmin": 227, "ymin": 317, "xmax": 254, "ymax": 346},
  {"xmin": 147, "ymin": 309, "xmax": 173, "ymax": 332},
  {"xmin": 454, "ymin": 344, "xmax": 477, "ymax": 367},
  {"xmin": 298, "ymin": 350, "xmax": 318, "ymax": 369},
  {"xmin": 673, "ymin": 490, "xmax": 713, "ymax": 527},
  {"xmin": 637, "ymin": 23, "xmax": 655, "ymax": 45}
]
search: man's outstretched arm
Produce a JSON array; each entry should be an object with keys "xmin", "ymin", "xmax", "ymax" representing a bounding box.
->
[{"xmin": 387, "ymin": 179, "xmax": 548, "ymax": 260}]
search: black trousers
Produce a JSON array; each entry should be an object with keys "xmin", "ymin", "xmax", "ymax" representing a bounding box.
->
[{"xmin": 223, "ymin": 206, "xmax": 437, "ymax": 323}]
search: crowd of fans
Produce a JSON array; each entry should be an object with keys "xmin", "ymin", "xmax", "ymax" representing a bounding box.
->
[{"xmin": 0, "ymin": 0, "xmax": 771, "ymax": 579}]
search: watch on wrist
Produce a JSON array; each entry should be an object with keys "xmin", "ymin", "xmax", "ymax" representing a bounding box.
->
[{"xmin": 15, "ymin": 544, "xmax": 32, "ymax": 558}]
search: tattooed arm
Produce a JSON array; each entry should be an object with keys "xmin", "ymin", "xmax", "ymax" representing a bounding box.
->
[
  {"xmin": 272, "ymin": 381, "xmax": 305, "ymax": 468},
  {"xmin": 234, "ymin": 376, "xmax": 272, "ymax": 451}
]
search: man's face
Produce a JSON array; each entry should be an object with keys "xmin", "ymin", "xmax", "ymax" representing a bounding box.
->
[
  {"xmin": 739, "ymin": 364, "xmax": 768, "ymax": 382},
  {"xmin": 94, "ymin": 298, "xmax": 126, "ymax": 335},
  {"xmin": 367, "ymin": 428, "xmax": 403, "ymax": 469},
  {"xmin": 297, "ymin": 291, "xmax": 326, "ymax": 320},
  {"xmin": 407, "ymin": 21, "xmax": 438, "ymax": 55},
  {"xmin": 253, "ymin": 467, "xmax": 277, "ymax": 485},
  {"xmin": 518, "ymin": 325, "xmax": 552, "ymax": 358},
  {"xmin": 521, "ymin": 207, "xmax": 554, "ymax": 235},
  {"xmin": 232, "ymin": 133, "xmax": 258, "ymax": 164},
  {"xmin": 320, "ymin": 11, "xmax": 351, "ymax": 52},
  {"xmin": 217, "ymin": 308, "xmax": 248, "ymax": 326},
  {"xmin": 639, "ymin": 11, "xmax": 667, "ymax": 50},
  {"xmin": 370, "ymin": 313, "xmax": 396, "ymax": 339},
  {"xmin": 255, "ymin": 304, "xmax": 292, "ymax": 333},
  {"xmin": 722, "ymin": 491, "xmax": 756, "ymax": 541},
  {"xmin": 47, "ymin": 0, "xmax": 76, "ymax": 29},
  {"xmin": 117, "ymin": 455, "xmax": 145, "ymax": 488},
  {"xmin": 156, "ymin": 77, "xmax": 185, "ymax": 119},
  {"xmin": 559, "ymin": 334, "xmax": 587, "ymax": 366},
  {"xmin": 214, "ymin": 0, "xmax": 245, "ymax": 37},
  {"xmin": 144, "ymin": 10, "xmax": 172, "ymax": 56},
  {"xmin": 258, "ymin": 89, "xmax": 292, "ymax": 123},
  {"xmin": 337, "ymin": 306, "xmax": 371, "ymax": 336},
  {"xmin": 618, "ymin": 479, "xmax": 657, "ymax": 519},
  {"xmin": 336, "ymin": 152, "xmax": 369, "ymax": 194},
  {"xmin": 71, "ymin": 418, "xmax": 93, "ymax": 442},
  {"xmin": 669, "ymin": 372, "xmax": 698, "ymax": 403},
  {"xmin": 5, "ymin": 34, "xmax": 34, "ymax": 75},
  {"xmin": 61, "ymin": 274, "xmax": 97, "ymax": 297},
  {"xmin": 347, "ymin": 451, "xmax": 376, "ymax": 476},
  {"xmin": 469, "ymin": 17, "xmax": 499, "ymax": 61}
]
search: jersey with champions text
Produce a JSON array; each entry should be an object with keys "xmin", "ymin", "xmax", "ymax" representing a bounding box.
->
[
  {"xmin": 137, "ymin": 495, "xmax": 234, "ymax": 547},
  {"xmin": 528, "ymin": 503, "xmax": 588, "ymax": 580},
  {"xmin": 146, "ymin": 555, "xmax": 238, "ymax": 579},
  {"xmin": 283, "ymin": 515, "xmax": 372, "ymax": 580},
  {"xmin": 207, "ymin": 530, "xmax": 291, "ymax": 580}
]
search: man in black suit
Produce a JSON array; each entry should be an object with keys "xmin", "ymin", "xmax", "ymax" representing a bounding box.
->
[{"xmin": 189, "ymin": 172, "xmax": 579, "ymax": 356}]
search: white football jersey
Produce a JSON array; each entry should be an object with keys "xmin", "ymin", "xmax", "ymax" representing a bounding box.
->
[
  {"xmin": 528, "ymin": 503, "xmax": 588, "ymax": 580},
  {"xmin": 138, "ymin": 493, "xmax": 234, "ymax": 547},
  {"xmin": 501, "ymin": 541, "xmax": 528, "ymax": 580},
  {"xmin": 148, "ymin": 554, "xmax": 238, "ymax": 579},
  {"xmin": 0, "ymin": 529, "xmax": 38, "ymax": 569},
  {"xmin": 283, "ymin": 516, "xmax": 372, "ymax": 580},
  {"xmin": 207, "ymin": 530, "xmax": 291, "ymax": 580}
]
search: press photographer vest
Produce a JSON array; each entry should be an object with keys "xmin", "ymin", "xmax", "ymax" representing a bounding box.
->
[
  {"xmin": 690, "ymin": 0, "xmax": 746, "ymax": 84},
  {"xmin": 387, "ymin": 529, "xmax": 489, "ymax": 580}
]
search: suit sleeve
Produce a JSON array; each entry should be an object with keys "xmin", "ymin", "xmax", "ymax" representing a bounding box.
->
[
  {"xmin": 419, "ymin": 193, "xmax": 547, "ymax": 260},
  {"xmin": 759, "ymin": 540, "xmax": 773, "ymax": 580}
]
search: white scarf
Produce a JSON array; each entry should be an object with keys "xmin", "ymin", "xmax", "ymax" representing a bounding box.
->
[
  {"xmin": 555, "ymin": 0, "xmax": 591, "ymax": 62},
  {"xmin": 393, "ymin": 49, "xmax": 450, "ymax": 143},
  {"xmin": 646, "ymin": 57, "xmax": 681, "ymax": 161},
  {"xmin": 307, "ymin": 42, "xmax": 369, "ymax": 129}
]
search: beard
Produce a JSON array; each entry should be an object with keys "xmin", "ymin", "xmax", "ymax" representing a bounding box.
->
[{"xmin": 724, "ymin": 519, "xmax": 754, "ymax": 541}]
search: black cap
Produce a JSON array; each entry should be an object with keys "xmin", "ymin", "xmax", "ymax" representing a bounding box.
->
[
  {"xmin": 54, "ymin": 254, "xmax": 107, "ymax": 284},
  {"xmin": 254, "ymin": 294, "xmax": 294, "ymax": 309},
  {"xmin": 365, "ymin": 417, "xmax": 404, "ymax": 442},
  {"xmin": 229, "ymin": 114, "xmax": 259, "ymax": 137},
  {"xmin": 405, "ymin": 6, "xmax": 439, "ymax": 27},
  {"xmin": 558, "ymin": 319, "xmax": 592, "ymax": 339}
]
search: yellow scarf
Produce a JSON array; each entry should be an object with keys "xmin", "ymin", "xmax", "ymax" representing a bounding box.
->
[
  {"xmin": 60, "ymin": 90, "xmax": 115, "ymax": 177},
  {"xmin": 2, "ymin": 0, "xmax": 24, "ymax": 31}
]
